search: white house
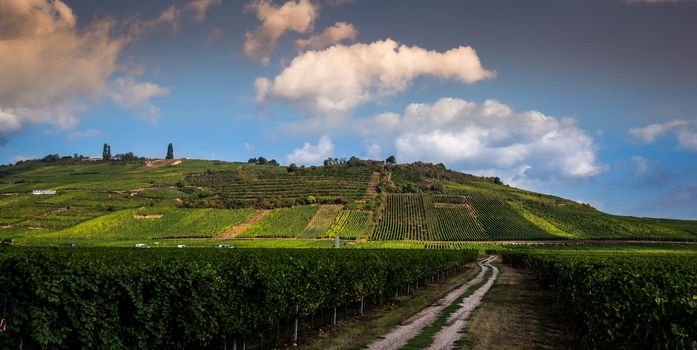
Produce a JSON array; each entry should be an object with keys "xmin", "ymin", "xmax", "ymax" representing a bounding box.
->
[{"xmin": 32, "ymin": 190, "xmax": 56, "ymax": 195}]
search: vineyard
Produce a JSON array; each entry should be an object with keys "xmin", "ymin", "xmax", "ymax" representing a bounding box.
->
[
  {"xmin": 35, "ymin": 206, "xmax": 255, "ymax": 242},
  {"xmin": 1, "ymin": 159, "xmax": 697, "ymax": 245},
  {"xmin": 299, "ymin": 205, "xmax": 342, "ymax": 238},
  {"xmin": 0, "ymin": 247, "xmax": 478, "ymax": 349},
  {"xmin": 502, "ymin": 250, "xmax": 697, "ymax": 348},
  {"xmin": 238, "ymin": 206, "xmax": 319, "ymax": 238},
  {"xmin": 372, "ymin": 193, "xmax": 556, "ymax": 241},
  {"xmin": 185, "ymin": 166, "xmax": 373, "ymax": 206},
  {"xmin": 325, "ymin": 210, "xmax": 372, "ymax": 239},
  {"xmin": 373, "ymin": 194, "xmax": 434, "ymax": 241}
]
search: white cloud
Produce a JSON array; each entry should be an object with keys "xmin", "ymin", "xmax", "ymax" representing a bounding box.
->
[
  {"xmin": 357, "ymin": 98, "xmax": 606, "ymax": 181},
  {"xmin": 676, "ymin": 128, "xmax": 697, "ymax": 152},
  {"xmin": 129, "ymin": 5, "xmax": 182, "ymax": 37},
  {"xmin": 0, "ymin": 109, "xmax": 22, "ymax": 137},
  {"xmin": 628, "ymin": 119, "xmax": 691, "ymax": 143},
  {"xmin": 189, "ymin": 0, "xmax": 222, "ymax": 22},
  {"xmin": 12, "ymin": 155, "xmax": 37, "ymax": 163},
  {"xmin": 66, "ymin": 129, "xmax": 104, "ymax": 141},
  {"xmin": 296, "ymin": 22, "xmax": 357, "ymax": 50},
  {"xmin": 244, "ymin": 0, "xmax": 318, "ymax": 63},
  {"xmin": 108, "ymin": 77, "xmax": 170, "ymax": 109},
  {"xmin": 0, "ymin": 0, "xmax": 175, "ymax": 144},
  {"xmin": 243, "ymin": 142, "xmax": 255, "ymax": 152},
  {"xmin": 108, "ymin": 77, "xmax": 170, "ymax": 124},
  {"xmin": 287, "ymin": 135, "xmax": 334, "ymax": 164},
  {"xmin": 256, "ymin": 39, "xmax": 494, "ymax": 114},
  {"xmin": 629, "ymin": 119, "xmax": 697, "ymax": 153},
  {"xmin": 0, "ymin": 0, "xmax": 124, "ymax": 142}
]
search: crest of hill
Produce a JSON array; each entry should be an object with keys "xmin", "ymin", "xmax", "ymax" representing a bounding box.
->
[{"xmin": 1, "ymin": 157, "xmax": 696, "ymax": 244}]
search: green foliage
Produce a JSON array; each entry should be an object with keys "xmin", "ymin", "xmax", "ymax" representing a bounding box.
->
[
  {"xmin": 0, "ymin": 248, "xmax": 478, "ymax": 349},
  {"xmin": 166, "ymin": 143, "xmax": 174, "ymax": 160},
  {"xmin": 185, "ymin": 166, "xmax": 373, "ymax": 208},
  {"xmin": 325, "ymin": 210, "xmax": 372, "ymax": 239},
  {"xmin": 299, "ymin": 205, "xmax": 342, "ymax": 238},
  {"xmin": 502, "ymin": 251, "xmax": 697, "ymax": 348},
  {"xmin": 373, "ymin": 194, "xmax": 428, "ymax": 241},
  {"xmin": 38, "ymin": 207, "xmax": 254, "ymax": 241},
  {"xmin": 239, "ymin": 206, "xmax": 318, "ymax": 238}
]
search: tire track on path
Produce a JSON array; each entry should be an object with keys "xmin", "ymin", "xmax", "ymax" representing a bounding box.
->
[
  {"xmin": 427, "ymin": 258, "xmax": 499, "ymax": 350},
  {"xmin": 366, "ymin": 256, "xmax": 495, "ymax": 350}
]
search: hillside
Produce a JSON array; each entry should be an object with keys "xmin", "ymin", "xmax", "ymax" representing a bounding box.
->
[{"xmin": 1, "ymin": 158, "xmax": 696, "ymax": 246}]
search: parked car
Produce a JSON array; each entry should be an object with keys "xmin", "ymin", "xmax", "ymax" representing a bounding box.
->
[
  {"xmin": 177, "ymin": 244, "xmax": 187, "ymax": 248},
  {"xmin": 63, "ymin": 242, "xmax": 78, "ymax": 247},
  {"xmin": 135, "ymin": 243, "xmax": 149, "ymax": 248},
  {"xmin": 218, "ymin": 244, "xmax": 234, "ymax": 249}
]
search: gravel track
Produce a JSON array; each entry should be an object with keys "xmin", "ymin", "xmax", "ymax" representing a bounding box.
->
[
  {"xmin": 366, "ymin": 256, "xmax": 496, "ymax": 350},
  {"xmin": 427, "ymin": 257, "xmax": 499, "ymax": 350}
]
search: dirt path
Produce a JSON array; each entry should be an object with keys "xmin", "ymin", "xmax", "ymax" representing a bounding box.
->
[
  {"xmin": 366, "ymin": 256, "xmax": 495, "ymax": 350},
  {"xmin": 428, "ymin": 258, "xmax": 499, "ymax": 349},
  {"xmin": 367, "ymin": 172, "xmax": 381, "ymax": 195},
  {"xmin": 215, "ymin": 209, "xmax": 270, "ymax": 239}
]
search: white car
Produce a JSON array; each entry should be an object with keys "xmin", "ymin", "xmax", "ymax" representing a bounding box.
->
[
  {"xmin": 135, "ymin": 243, "xmax": 149, "ymax": 248},
  {"xmin": 218, "ymin": 244, "xmax": 234, "ymax": 249},
  {"xmin": 177, "ymin": 244, "xmax": 187, "ymax": 248}
]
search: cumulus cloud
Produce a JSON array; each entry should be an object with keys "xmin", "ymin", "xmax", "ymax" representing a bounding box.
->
[
  {"xmin": 357, "ymin": 98, "xmax": 606, "ymax": 181},
  {"xmin": 628, "ymin": 119, "xmax": 690, "ymax": 143},
  {"xmin": 676, "ymin": 128, "xmax": 697, "ymax": 152},
  {"xmin": 629, "ymin": 119, "xmax": 697, "ymax": 152},
  {"xmin": 0, "ymin": 0, "xmax": 175, "ymax": 144},
  {"xmin": 287, "ymin": 135, "xmax": 334, "ymax": 164},
  {"xmin": 108, "ymin": 77, "xmax": 170, "ymax": 123},
  {"xmin": 189, "ymin": 0, "xmax": 222, "ymax": 22},
  {"xmin": 296, "ymin": 22, "xmax": 357, "ymax": 50},
  {"xmin": 256, "ymin": 39, "xmax": 494, "ymax": 114},
  {"xmin": 244, "ymin": 0, "xmax": 318, "ymax": 63},
  {"xmin": 129, "ymin": 5, "xmax": 182, "ymax": 37}
]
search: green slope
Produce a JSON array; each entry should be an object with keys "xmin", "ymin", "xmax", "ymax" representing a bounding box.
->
[{"xmin": 1, "ymin": 158, "xmax": 696, "ymax": 244}]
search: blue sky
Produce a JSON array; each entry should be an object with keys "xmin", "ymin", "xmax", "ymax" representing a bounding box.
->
[{"xmin": 1, "ymin": 0, "xmax": 696, "ymax": 219}]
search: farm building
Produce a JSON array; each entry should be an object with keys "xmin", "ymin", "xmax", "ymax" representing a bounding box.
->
[{"xmin": 32, "ymin": 190, "xmax": 57, "ymax": 195}]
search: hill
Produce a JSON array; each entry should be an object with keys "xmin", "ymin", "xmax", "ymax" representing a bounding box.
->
[{"xmin": 1, "ymin": 158, "xmax": 696, "ymax": 246}]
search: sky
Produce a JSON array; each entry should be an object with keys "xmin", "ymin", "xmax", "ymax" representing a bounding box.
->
[{"xmin": 1, "ymin": 0, "xmax": 697, "ymax": 219}]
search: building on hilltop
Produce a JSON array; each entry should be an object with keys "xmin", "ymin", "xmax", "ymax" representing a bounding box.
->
[{"xmin": 32, "ymin": 190, "xmax": 57, "ymax": 195}]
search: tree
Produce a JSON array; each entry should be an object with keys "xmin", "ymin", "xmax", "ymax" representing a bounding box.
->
[
  {"xmin": 117, "ymin": 152, "xmax": 137, "ymax": 161},
  {"xmin": 493, "ymin": 177, "xmax": 503, "ymax": 185},
  {"xmin": 248, "ymin": 158, "xmax": 258, "ymax": 164},
  {"xmin": 102, "ymin": 144, "xmax": 111, "ymax": 160},
  {"xmin": 166, "ymin": 143, "xmax": 174, "ymax": 160},
  {"xmin": 386, "ymin": 155, "xmax": 396, "ymax": 164},
  {"xmin": 269, "ymin": 159, "xmax": 279, "ymax": 166},
  {"xmin": 257, "ymin": 157, "xmax": 268, "ymax": 165},
  {"xmin": 287, "ymin": 163, "xmax": 299, "ymax": 172}
]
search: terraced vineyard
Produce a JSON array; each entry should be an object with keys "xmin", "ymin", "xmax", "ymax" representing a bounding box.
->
[
  {"xmin": 373, "ymin": 194, "xmax": 434, "ymax": 241},
  {"xmin": 522, "ymin": 202, "xmax": 697, "ymax": 240},
  {"xmin": 468, "ymin": 195, "xmax": 551, "ymax": 240},
  {"xmin": 238, "ymin": 205, "xmax": 319, "ymax": 238},
  {"xmin": 185, "ymin": 166, "xmax": 373, "ymax": 205},
  {"xmin": 432, "ymin": 196, "xmax": 489, "ymax": 241},
  {"xmin": 31, "ymin": 206, "xmax": 255, "ymax": 242},
  {"xmin": 373, "ymin": 193, "xmax": 554, "ymax": 241},
  {"xmin": 300, "ymin": 205, "xmax": 342, "ymax": 238},
  {"xmin": 325, "ymin": 210, "xmax": 372, "ymax": 239}
]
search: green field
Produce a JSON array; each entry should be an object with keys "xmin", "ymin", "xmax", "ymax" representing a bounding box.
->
[
  {"xmin": 1, "ymin": 159, "xmax": 696, "ymax": 245},
  {"xmin": 27, "ymin": 206, "xmax": 254, "ymax": 242}
]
